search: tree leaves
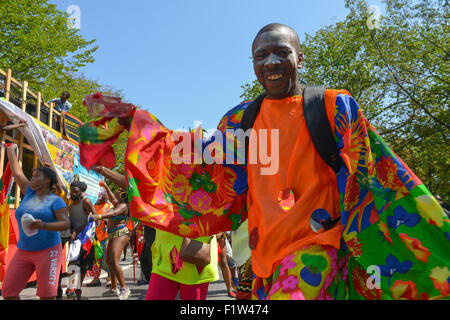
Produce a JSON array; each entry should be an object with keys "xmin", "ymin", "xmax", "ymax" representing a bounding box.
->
[
  {"xmin": 0, "ymin": 0, "xmax": 129, "ymax": 175},
  {"xmin": 240, "ymin": 0, "xmax": 449, "ymax": 201}
]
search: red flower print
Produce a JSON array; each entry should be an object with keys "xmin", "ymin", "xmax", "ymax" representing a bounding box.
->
[
  {"xmin": 378, "ymin": 221, "xmax": 393, "ymax": 244},
  {"xmin": 188, "ymin": 189, "xmax": 212, "ymax": 212},
  {"xmin": 205, "ymin": 165, "xmax": 236, "ymax": 208},
  {"xmin": 345, "ymin": 233, "xmax": 363, "ymax": 257},
  {"xmin": 229, "ymin": 110, "xmax": 244, "ymax": 124},
  {"xmin": 429, "ymin": 266, "xmax": 450, "ymax": 296},
  {"xmin": 399, "ymin": 233, "xmax": 430, "ymax": 262},
  {"xmin": 376, "ymin": 156, "xmax": 403, "ymax": 190},
  {"xmin": 351, "ymin": 265, "xmax": 381, "ymax": 300},
  {"xmin": 344, "ymin": 174, "xmax": 360, "ymax": 211},
  {"xmin": 391, "ymin": 280, "xmax": 422, "ymax": 300},
  {"xmin": 217, "ymin": 116, "xmax": 228, "ymax": 132}
]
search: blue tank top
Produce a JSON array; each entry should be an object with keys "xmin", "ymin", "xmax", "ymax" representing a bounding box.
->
[{"xmin": 15, "ymin": 187, "xmax": 67, "ymax": 251}]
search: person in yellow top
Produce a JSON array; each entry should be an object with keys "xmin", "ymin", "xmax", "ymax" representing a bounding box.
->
[
  {"xmin": 145, "ymin": 230, "xmax": 218, "ymax": 300},
  {"xmin": 91, "ymin": 165, "xmax": 219, "ymax": 300}
]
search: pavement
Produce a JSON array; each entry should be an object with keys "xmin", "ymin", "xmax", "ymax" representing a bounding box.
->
[{"xmin": 1, "ymin": 252, "xmax": 236, "ymax": 301}]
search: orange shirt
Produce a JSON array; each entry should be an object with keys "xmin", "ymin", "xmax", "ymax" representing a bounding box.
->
[{"xmin": 247, "ymin": 91, "xmax": 346, "ymax": 278}]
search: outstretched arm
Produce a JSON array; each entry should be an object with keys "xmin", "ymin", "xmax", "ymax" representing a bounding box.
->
[
  {"xmin": 93, "ymin": 203, "xmax": 128, "ymax": 221},
  {"xmin": 4, "ymin": 143, "xmax": 29, "ymax": 193},
  {"xmin": 92, "ymin": 165, "xmax": 127, "ymax": 190},
  {"xmin": 99, "ymin": 179, "xmax": 119, "ymax": 206},
  {"xmin": 331, "ymin": 91, "xmax": 449, "ymax": 300},
  {"xmin": 46, "ymin": 98, "xmax": 58, "ymax": 104}
]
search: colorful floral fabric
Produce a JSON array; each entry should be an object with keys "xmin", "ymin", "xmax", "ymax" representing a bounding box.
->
[
  {"xmin": 124, "ymin": 108, "xmax": 248, "ymax": 239},
  {"xmin": 333, "ymin": 94, "xmax": 450, "ymax": 300},
  {"xmin": 251, "ymin": 244, "xmax": 349, "ymax": 300},
  {"xmin": 79, "ymin": 90, "xmax": 450, "ymax": 300}
]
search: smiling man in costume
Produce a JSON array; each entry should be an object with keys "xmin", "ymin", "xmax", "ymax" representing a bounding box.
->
[{"xmin": 80, "ymin": 23, "xmax": 449, "ymax": 300}]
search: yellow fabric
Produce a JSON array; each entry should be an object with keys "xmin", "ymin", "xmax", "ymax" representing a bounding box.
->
[
  {"xmin": 151, "ymin": 229, "xmax": 219, "ymax": 285},
  {"xmin": 0, "ymin": 201, "xmax": 9, "ymax": 252}
]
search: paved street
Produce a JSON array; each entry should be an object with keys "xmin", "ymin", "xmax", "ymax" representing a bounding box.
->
[{"xmin": 2, "ymin": 252, "xmax": 235, "ymax": 301}]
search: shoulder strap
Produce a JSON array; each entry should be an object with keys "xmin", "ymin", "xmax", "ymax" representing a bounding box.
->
[
  {"xmin": 241, "ymin": 93, "xmax": 266, "ymax": 161},
  {"xmin": 303, "ymin": 87, "xmax": 341, "ymax": 174},
  {"xmin": 241, "ymin": 93, "xmax": 266, "ymax": 132}
]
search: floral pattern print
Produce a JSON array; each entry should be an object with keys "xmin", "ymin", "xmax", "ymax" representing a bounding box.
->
[
  {"xmin": 251, "ymin": 245, "xmax": 349, "ymax": 300},
  {"xmin": 334, "ymin": 93, "xmax": 449, "ymax": 300},
  {"xmin": 81, "ymin": 90, "xmax": 449, "ymax": 300}
]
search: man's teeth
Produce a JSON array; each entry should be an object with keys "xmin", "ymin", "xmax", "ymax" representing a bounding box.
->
[{"xmin": 267, "ymin": 74, "xmax": 283, "ymax": 80}]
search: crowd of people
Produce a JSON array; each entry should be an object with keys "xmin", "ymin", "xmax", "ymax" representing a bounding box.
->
[{"xmin": 0, "ymin": 142, "xmax": 240, "ymax": 300}]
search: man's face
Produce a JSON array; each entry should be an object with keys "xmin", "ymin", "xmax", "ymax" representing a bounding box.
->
[
  {"xmin": 252, "ymin": 28, "xmax": 303, "ymax": 99},
  {"xmin": 60, "ymin": 92, "xmax": 69, "ymax": 102},
  {"xmin": 70, "ymin": 186, "xmax": 82, "ymax": 201}
]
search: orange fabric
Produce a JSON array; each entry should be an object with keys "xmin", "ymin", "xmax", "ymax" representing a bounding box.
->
[
  {"xmin": 126, "ymin": 219, "xmax": 134, "ymax": 232},
  {"xmin": 247, "ymin": 90, "xmax": 348, "ymax": 278},
  {"xmin": 94, "ymin": 202, "xmax": 113, "ymax": 242}
]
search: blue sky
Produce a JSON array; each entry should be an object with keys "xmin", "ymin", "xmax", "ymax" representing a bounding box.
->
[{"xmin": 50, "ymin": 0, "xmax": 385, "ymax": 130}]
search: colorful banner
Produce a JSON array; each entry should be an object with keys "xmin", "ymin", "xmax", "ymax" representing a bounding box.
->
[
  {"xmin": 62, "ymin": 111, "xmax": 83, "ymax": 144},
  {"xmin": 36, "ymin": 119, "xmax": 103, "ymax": 204}
]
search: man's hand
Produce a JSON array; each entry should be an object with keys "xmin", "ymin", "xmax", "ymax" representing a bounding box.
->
[
  {"xmin": 42, "ymin": 161, "xmax": 52, "ymax": 167},
  {"xmin": 3, "ymin": 143, "xmax": 18, "ymax": 153},
  {"xmin": 91, "ymin": 164, "xmax": 104, "ymax": 175}
]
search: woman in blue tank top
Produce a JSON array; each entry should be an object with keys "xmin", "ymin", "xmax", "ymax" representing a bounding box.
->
[{"xmin": 1, "ymin": 143, "xmax": 69, "ymax": 300}]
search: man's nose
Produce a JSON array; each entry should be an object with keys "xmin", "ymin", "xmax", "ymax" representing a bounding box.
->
[{"xmin": 265, "ymin": 53, "xmax": 281, "ymax": 67}]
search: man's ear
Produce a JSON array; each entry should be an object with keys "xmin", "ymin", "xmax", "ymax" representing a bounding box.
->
[{"xmin": 297, "ymin": 52, "xmax": 304, "ymax": 69}]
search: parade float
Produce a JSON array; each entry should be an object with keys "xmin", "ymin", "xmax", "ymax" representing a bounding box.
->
[{"xmin": 0, "ymin": 68, "xmax": 102, "ymax": 287}]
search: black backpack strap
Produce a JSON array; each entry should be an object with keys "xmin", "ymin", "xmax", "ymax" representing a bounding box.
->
[
  {"xmin": 241, "ymin": 93, "xmax": 266, "ymax": 162},
  {"xmin": 303, "ymin": 87, "xmax": 342, "ymax": 230},
  {"xmin": 241, "ymin": 93, "xmax": 266, "ymax": 132},
  {"xmin": 303, "ymin": 87, "xmax": 342, "ymax": 174}
]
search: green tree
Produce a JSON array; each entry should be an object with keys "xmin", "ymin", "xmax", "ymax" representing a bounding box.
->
[
  {"xmin": 42, "ymin": 73, "xmax": 129, "ymax": 174},
  {"xmin": 0, "ymin": 0, "xmax": 129, "ymax": 178},
  {"xmin": 240, "ymin": 0, "xmax": 449, "ymax": 201},
  {"xmin": 0, "ymin": 0, "xmax": 97, "ymax": 91}
]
